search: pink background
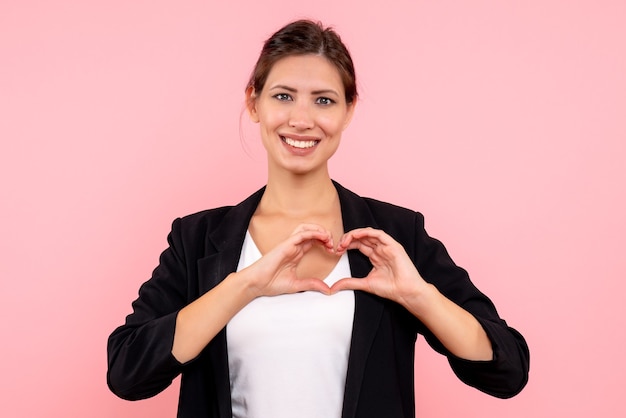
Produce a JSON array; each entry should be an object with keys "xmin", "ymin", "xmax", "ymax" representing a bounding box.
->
[{"xmin": 1, "ymin": 1, "xmax": 625, "ymax": 417}]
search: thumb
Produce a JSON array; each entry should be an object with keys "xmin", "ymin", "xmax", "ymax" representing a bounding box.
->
[
  {"xmin": 329, "ymin": 277, "xmax": 367, "ymax": 294},
  {"xmin": 295, "ymin": 277, "xmax": 332, "ymax": 295}
]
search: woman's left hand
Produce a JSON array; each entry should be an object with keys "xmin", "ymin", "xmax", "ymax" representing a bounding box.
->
[
  {"xmin": 330, "ymin": 227, "xmax": 427, "ymax": 304},
  {"xmin": 331, "ymin": 227, "xmax": 494, "ymax": 361}
]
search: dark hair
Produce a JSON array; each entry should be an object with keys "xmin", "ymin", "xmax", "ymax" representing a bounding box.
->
[{"xmin": 247, "ymin": 20, "xmax": 358, "ymax": 104}]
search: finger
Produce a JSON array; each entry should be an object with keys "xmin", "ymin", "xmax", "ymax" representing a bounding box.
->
[
  {"xmin": 290, "ymin": 229, "xmax": 335, "ymax": 251},
  {"xmin": 335, "ymin": 231, "xmax": 358, "ymax": 253},
  {"xmin": 293, "ymin": 278, "xmax": 332, "ymax": 295},
  {"xmin": 341, "ymin": 240, "xmax": 378, "ymax": 259},
  {"xmin": 337, "ymin": 228, "xmax": 385, "ymax": 251},
  {"xmin": 348, "ymin": 227, "xmax": 394, "ymax": 245},
  {"xmin": 337, "ymin": 229, "xmax": 402, "ymax": 259},
  {"xmin": 329, "ymin": 277, "xmax": 369, "ymax": 294},
  {"xmin": 291, "ymin": 223, "xmax": 330, "ymax": 236},
  {"xmin": 336, "ymin": 235, "xmax": 384, "ymax": 260}
]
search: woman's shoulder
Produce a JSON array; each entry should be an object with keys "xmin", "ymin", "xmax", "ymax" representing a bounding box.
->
[
  {"xmin": 171, "ymin": 186, "xmax": 266, "ymax": 239},
  {"xmin": 335, "ymin": 181, "xmax": 424, "ymax": 225},
  {"xmin": 161, "ymin": 204, "xmax": 230, "ymax": 232},
  {"xmin": 361, "ymin": 197, "xmax": 427, "ymax": 244},
  {"xmin": 178, "ymin": 205, "xmax": 234, "ymax": 226},
  {"xmin": 362, "ymin": 196, "xmax": 421, "ymax": 218}
]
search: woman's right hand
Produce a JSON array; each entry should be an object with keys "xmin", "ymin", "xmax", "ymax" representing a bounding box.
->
[
  {"xmin": 241, "ymin": 223, "xmax": 336, "ymax": 297},
  {"xmin": 172, "ymin": 224, "xmax": 335, "ymax": 363}
]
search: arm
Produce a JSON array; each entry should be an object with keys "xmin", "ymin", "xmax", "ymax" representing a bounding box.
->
[
  {"xmin": 107, "ymin": 217, "xmax": 194, "ymax": 400},
  {"xmin": 331, "ymin": 216, "xmax": 529, "ymax": 398},
  {"xmin": 107, "ymin": 221, "xmax": 334, "ymax": 399},
  {"xmin": 172, "ymin": 223, "xmax": 335, "ymax": 362},
  {"xmin": 332, "ymin": 227, "xmax": 492, "ymax": 361}
]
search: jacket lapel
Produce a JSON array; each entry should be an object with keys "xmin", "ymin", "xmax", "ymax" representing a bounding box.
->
[
  {"xmin": 335, "ymin": 182, "xmax": 385, "ymax": 418},
  {"xmin": 197, "ymin": 186, "xmax": 266, "ymax": 293},
  {"xmin": 196, "ymin": 186, "xmax": 265, "ymax": 418}
]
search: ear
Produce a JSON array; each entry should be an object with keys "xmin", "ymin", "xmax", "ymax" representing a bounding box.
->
[
  {"xmin": 245, "ymin": 86, "xmax": 259, "ymax": 123},
  {"xmin": 342, "ymin": 99, "xmax": 357, "ymax": 131}
]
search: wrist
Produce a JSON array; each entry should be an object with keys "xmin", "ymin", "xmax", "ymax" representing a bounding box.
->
[
  {"xmin": 225, "ymin": 269, "xmax": 261, "ymax": 302},
  {"xmin": 398, "ymin": 282, "xmax": 440, "ymax": 319}
]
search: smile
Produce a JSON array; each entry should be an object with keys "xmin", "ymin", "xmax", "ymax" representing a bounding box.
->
[{"xmin": 281, "ymin": 136, "xmax": 319, "ymax": 149}]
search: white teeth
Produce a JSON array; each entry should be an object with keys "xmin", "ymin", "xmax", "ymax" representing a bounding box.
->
[{"xmin": 283, "ymin": 137, "xmax": 318, "ymax": 149}]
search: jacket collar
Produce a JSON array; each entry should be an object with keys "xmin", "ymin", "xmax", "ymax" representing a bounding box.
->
[
  {"xmin": 206, "ymin": 180, "xmax": 381, "ymax": 252},
  {"xmin": 208, "ymin": 185, "xmax": 266, "ymax": 252}
]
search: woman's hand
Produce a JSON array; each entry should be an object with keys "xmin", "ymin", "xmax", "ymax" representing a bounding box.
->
[
  {"xmin": 242, "ymin": 223, "xmax": 336, "ymax": 297},
  {"xmin": 173, "ymin": 224, "xmax": 335, "ymax": 363},
  {"xmin": 331, "ymin": 227, "xmax": 493, "ymax": 361},
  {"xmin": 330, "ymin": 227, "xmax": 427, "ymax": 305}
]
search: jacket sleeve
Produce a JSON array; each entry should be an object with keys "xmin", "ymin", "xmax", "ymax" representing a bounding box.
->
[
  {"xmin": 107, "ymin": 217, "xmax": 190, "ymax": 400},
  {"xmin": 411, "ymin": 212, "xmax": 530, "ymax": 398}
]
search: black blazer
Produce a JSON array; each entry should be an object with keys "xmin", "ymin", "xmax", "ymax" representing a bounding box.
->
[{"xmin": 107, "ymin": 181, "xmax": 529, "ymax": 418}]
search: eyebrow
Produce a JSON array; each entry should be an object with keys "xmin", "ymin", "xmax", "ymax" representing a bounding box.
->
[{"xmin": 269, "ymin": 84, "xmax": 340, "ymax": 97}]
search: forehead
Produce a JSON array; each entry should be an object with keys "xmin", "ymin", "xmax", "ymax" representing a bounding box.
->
[{"xmin": 265, "ymin": 54, "xmax": 345, "ymax": 93}]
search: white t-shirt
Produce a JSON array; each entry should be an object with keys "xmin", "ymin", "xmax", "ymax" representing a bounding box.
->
[{"xmin": 227, "ymin": 231, "xmax": 355, "ymax": 418}]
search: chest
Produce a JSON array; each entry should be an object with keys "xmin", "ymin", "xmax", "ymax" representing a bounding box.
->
[{"xmin": 249, "ymin": 212, "xmax": 344, "ymax": 280}]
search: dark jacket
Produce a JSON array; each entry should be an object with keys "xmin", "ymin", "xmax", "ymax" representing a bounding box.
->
[{"xmin": 107, "ymin": 181, "xmax": 529, "ymax": 418}]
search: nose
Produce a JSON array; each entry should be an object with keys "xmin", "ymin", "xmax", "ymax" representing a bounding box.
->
[{"xmin": 288, "ymin": 102, "xmax": 314, "ymax": 130}]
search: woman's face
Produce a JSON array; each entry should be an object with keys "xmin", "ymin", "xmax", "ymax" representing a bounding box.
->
[{"xmin": 247, "ymin": 54, "xmax": 355, "ymax": 176}]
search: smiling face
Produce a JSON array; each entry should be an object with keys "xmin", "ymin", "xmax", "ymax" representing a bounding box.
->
[{"xmin": 247, "ymin": 54, "xmax": 355, "ymax": 177}]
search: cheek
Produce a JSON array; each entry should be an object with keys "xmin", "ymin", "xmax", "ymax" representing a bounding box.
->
[
  {"xmin": 318, "ymin": 114, "xmax": 349, "ymax": 135},
  {"xmin": 258, "ymin": 107, "xmax": 287, "ymax": 131}
]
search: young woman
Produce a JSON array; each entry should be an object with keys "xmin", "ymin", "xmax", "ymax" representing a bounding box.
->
[{"xmin": 107, "ymin": 19, "xmax": 529, "ymax": 418}]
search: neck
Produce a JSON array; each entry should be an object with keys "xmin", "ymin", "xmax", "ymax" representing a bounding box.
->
[{"xmin": 259, "ymin": 170, "xmax": 337, "ymax": 218}]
